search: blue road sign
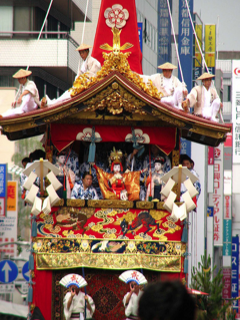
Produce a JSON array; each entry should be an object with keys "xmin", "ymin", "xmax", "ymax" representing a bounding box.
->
[
  {"xmin": 0, "ymin": 260, "xmax": 18, "ymax": 283},
  {"xmin": 22, "ymin": 261, "xmax": 29, "ymax": 282}
]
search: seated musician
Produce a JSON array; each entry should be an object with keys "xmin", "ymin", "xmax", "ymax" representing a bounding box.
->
[
  {"xmin": 182, "ymin": 73, "xmax": 222, "ymax": 122},
  {"xmin": 71, "ymin": 171, "xmax": 98, "ymax": 200},
  {"xmin": 41, "ymin": 44, "xmax": 101, "ymax": 108}
]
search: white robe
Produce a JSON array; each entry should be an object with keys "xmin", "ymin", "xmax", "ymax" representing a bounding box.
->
[
  {"xmin": 123, "ymin": 291, "xmax": 143, "ymax": 319},
  {"xmin": 63, "ymin": 291, "xmax": 95, "ymax": 320},
  {"xmin": 2, "ymin": 80, "xmax": 40, "ymax": 117}
]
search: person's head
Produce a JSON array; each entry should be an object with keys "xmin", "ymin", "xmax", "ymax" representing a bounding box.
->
[
  {"xmin": 138, "ymin": 281, "xmax": 196, "ymax": 320},
  {"xmin": 129, "ymin": 281, "xmax": 140, "ymax": 294},
  {"xmin": 180, "ymin": 154, "xmax": 194, "ymax": 170},
  {"xmin": 22, "ymin": 157, "xmax": 30, "ymax": 169},
  {"xmin": 12, "ymin": 69, "xmax": 32, "ymax": 85},
  {"xmin": 76, "ymin": 43, "xmax": 92, "ymax": 61},
  {"xmin": 70, "ymin": 284, "xmax": 80, "ymax": 295},
  {"xmin": 113, "ymin": 163, "xmax": 121, "ymax": 173},
  {"xmin": 158, "ymin": 62, "xmax": 177, "ymax": 79},
  {"xmin": 197, "ymin": 73, "xmax": 215, "ymax": 90},
  {"xmin": 82, "ymin": 172, "xmax": 93, "ymax": 189},
  {"xmin": 56, "ymin": 152, "xmax": 66, "ymax": 165},
  {"xmin": 154, "ymin": 156, "xmax": 165, "ymax": 172}
]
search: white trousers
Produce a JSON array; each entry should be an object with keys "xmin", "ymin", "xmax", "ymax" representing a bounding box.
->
[
  {"xmin": 2, "ymin": 94, "xmax": 38, "ymax": 117},
  {"xmin": 202, "ymin": 98, "xmax": 221, "ymax": 121},
  {"xmin": 46, "ymin": 90, "xmax": 71, "ymax": 106},
  {"xmin": 161, "ymin": 86, "xmax": 184, "ymax": 109}
]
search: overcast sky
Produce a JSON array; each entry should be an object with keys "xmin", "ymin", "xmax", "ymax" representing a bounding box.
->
[{"xmin": 193, "ymin": 0, "xmax": 240, "ymax": 52}]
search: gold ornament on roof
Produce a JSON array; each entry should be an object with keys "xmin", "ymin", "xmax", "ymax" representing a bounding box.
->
[
  {"xmin": 70, "ymin": 27, "xmax": 164, "ymax": 102},
  {"xmin": 100, "ymin": 27, "xmax": 133, "ymax": 53}
]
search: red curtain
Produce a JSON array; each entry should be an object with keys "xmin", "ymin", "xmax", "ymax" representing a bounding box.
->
[
  {"xmin": 33, "ymin": 268, "xmax": 52, "ymax": 320},
  {"xmin": 51, "ymin": 124, "xmax": 176, "ymax": 155}
]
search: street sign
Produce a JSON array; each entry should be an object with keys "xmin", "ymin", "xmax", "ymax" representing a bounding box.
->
[
  {"xmin": 0, "ymin": 283, "xmax": 14, "ymax": 293},
  {"xmin": 22, "ymin": 261, "xmax": 30, "ymax": 282},
  {"xmin": 0, "ymin": 260, "xmax": 18, "ymax": 283}
]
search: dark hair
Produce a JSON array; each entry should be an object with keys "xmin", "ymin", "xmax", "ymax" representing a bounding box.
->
[
  {"xmin": 22, "ymin": 157, "xmax": 30, "ymax": 164},
  {"xmin": 82, "ymin": 171, "xmax": 93, "ymax": 179},
  {"xmin": 138, "ymin": 281, "xmax": 196, "ymax": 320}
]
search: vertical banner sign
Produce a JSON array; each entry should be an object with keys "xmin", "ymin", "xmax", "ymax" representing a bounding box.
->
[
  {"xmin": 232, "ymin": 60, "xmax": 240, "ymax": 163},
  {"xmin": 180, "ymin": 138, "xmax": 191, "ymax": 157},
  {"xmin": 231, "ymin": 236, "xmax": 239, "ymax": 314},
  {"xmin": 157, "ymin": 0, "xmax": 172, "ymax": 70},
  {"xmin": 222, "ymin": 268, "xmax": 231, "ymax": 299},
  {"xmin": 138, "ymin": 22, "xmax": 143, "ymax": 52},
  {"xmin": 0, "ymin": 164, "xmax": 7, "ymax": 217},
  {"xmin": 194, "ymin": 16, "xmax": 203, "ymax": 81},
  {"xmin": 223, "ymin": 195, "xmax": 232, "ymax": 265},
  {"xmin": 0, "ymin": 181, "xmax": 18, "ymax": 258},
  {"xmin": 205, "ymin": 25, "xmax": 216, "ymax": 75},
  {"xmin": 208, "ymin": 147, "xmax": 214, "ymax": 165},
  {"xmin": 178, "ymin": 0, "xmax": 193, "ymax": 91},
  {"xmin": 209, "ymin": 144, "xmax": 224, "ymax": 246}
]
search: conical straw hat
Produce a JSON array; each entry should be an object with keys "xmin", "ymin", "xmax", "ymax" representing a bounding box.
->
[
  {"xmin": 197, "ymin": 72, "xmax": 215, "ymax": 81},
  {"xmin": 76, "ymin": 43, "xmax": 92, "ymax": 51},
  {"xmin": 158, "ymin": 62, "xmax": 177, "ymax": 70},
  {"xmin": 12, "ymin": 69, "xmax": 32, "ymax": 79}
]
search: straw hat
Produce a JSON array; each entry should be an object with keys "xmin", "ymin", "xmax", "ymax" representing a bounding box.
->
[
  {"xmin": 158, "ymin": 62, "xmax": 177, "ymax": 70},
  {"xmin": 197, "ymin": 73, "xmax": 215, "ymax": 81},
  {"xmin": 76, "ymin": 43, "xmax": 92, "ymax": 51},
  {"xmin": 12, "ymin": 69, "xmax": 32, "ymax": 79}
]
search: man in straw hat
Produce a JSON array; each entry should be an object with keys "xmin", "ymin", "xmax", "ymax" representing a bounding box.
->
[
  {"xmin": 1, "ymin": 69, "xmax": 40, "ymax": 117},
  {"xmin": 41, "ymin": 43, "xmax": 101, "ymax": 108},
  {"xmin": 182, "ymin": 72, "xmax": 222, "ymax": 122},
  {"xmin": 140, "ymin": 62, "xmax": 188, "ymax": 110}
]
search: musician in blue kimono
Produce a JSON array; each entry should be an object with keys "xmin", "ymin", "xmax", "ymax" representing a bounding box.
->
[{"xmin": 71, "ymin": 172, "xmax": 98, "ymax": 200}]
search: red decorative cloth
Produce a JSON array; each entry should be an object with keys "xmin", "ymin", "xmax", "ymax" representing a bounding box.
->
[{"xmin": 92, "ymin": 0, "xmax": 143, "ymax": 74}]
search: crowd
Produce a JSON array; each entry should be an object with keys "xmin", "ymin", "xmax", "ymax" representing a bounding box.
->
[{"xmin": 1, "ymin": 44, "xmax": 222, "ymax": 123}]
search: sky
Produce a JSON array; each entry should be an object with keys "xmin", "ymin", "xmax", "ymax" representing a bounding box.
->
[{"xmin": 193, "ymin": 0, "xmax": 240, "ymax": 52}]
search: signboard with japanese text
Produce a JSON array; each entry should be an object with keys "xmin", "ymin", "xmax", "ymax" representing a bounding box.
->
[
  {"xmin": 222, "ymin": 268, "xmax": 231, "ymax": 299},
  {"xmin": 138, "ymin": 22, "xmax": 143, "ymax": 52},
  {"xmin": 0, "ymin": 164, "xmax": 7, "ymax": 217},
  {"xmin": 7, "ymin": 181, "xmax": 17, "ymax": 212},
  {"xmin": 178, "ymin": 0, "xmax": 193, "ymax": 91},
  {"xmin": 205, "ymin": 25, "xmax": 216, "ymax": 75},
  {"xmin": 209, "ymin": 144, "xmax": 224, "ymax": 246},
  {"xmin": 208, "ymin": 147, "xmax": 214, "ymax": 165},
  {"xmin": 231, "ymin": 236, "xmax": 239, "ymax": 313},
  {"xmin": 157, "ymin": 0, "xmax": 172, "ymax": 69},
  {"xmin": 223, "ymin": 196, "xmax": 232, "ymax": 265},
  {"xmin": 232, "ymin": 60, "xmax": 240, "ymax": 163},
  {"xmin": 180, "ymin": 138, "xmax": 191, "ymax": 156},
  {"xmin": 0, "ymin": 217, "xmax": 17, "ymax": 257}
]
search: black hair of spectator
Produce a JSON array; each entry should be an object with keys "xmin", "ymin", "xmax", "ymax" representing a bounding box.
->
[
  {"xmin": 82, "ymin": 171, "xmax": 93, "ymax": 179},
  {"xmin": 138, "ymin": 281, "xmax": 196, "ymax": 320},
  {"xmin": 22, "ymin": 157, "xmax": 30, "ymax": 164}
]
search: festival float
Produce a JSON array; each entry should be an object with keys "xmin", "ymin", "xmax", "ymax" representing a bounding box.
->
[{"xmin": 0, "ymin": 0, "xmax": 231, "ymax": 319}]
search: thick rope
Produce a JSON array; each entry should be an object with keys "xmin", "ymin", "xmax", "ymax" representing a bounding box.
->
[{"xmin": 26, "ymin": 0, "xmax": 54, "ymax": 70}]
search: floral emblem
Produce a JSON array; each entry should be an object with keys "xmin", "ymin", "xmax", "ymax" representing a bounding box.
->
[
  {"xmin": 125, "ymin": 129, "xmax": 150, "ymax": 144},
  {"xmin": 76, "ymin": 128, "xmax": 101, "ymax": 142},
  {"xmin": 104, "ymin": 4, "xmax": 129, "ymax": 29}
]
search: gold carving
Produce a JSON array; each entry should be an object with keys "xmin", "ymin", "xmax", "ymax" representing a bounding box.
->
[
  {"xmin": 36, "ymin": 252, "xmax": 181, "ymax": 272},
  {"xmin": 84, "ymin": 83, "xmax": 147, "ymax": 115},
  {"xmin": 43, "ymin": 108, "xmax": 78, "ymax": 123},
  {"xmin": 53, "ymin": 199, "xmax": 64, "ymax": 207},
  {"xmin": 152, "ymin": 110, "xmax": 186, "ymax": 127},
  {"xmin": 189, "ymin": 126, "xmax": 225, "ymax": 139},
  {"xmin": 70, "ymin": 51, "xmax": 163, "ymax": 101},
  {"xmin": 136, "ymin": 201, "xmax": 154, "ymax": 209},
  {"xmin": 88, "ymin": 199, "xmax": 134, "ymax": 209},
  {"xmin": 66, "ymin": 199, "xmax": 85, "ymax": 207},
  {"xmin": 172, "ymin": 149, "xmax": 179, "ymax": 166}
]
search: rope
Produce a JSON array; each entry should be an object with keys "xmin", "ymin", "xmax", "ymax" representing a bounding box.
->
[
  {"xmin": 166, "ymin": 0, "xmax": 184, "ymax": 83},
  {"xmin": 81, "ymin": 0, "xmax": 90, "ymax": 44},
  {"xmin": 26, "ymin": 0, "xmax": 54, "ymax": 70}
]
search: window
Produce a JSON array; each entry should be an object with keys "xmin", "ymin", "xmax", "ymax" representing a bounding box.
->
[{"xmin": 0, "ymin": 6, "xmax": 13, "ymax": 36}]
